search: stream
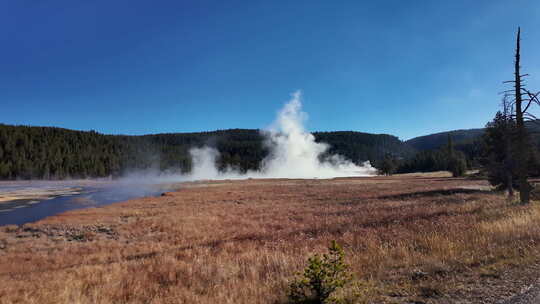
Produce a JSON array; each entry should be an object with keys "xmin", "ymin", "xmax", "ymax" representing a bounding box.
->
[{"xmin": 0, "ymin": 181, "xmax": 172, "ymax": 226}]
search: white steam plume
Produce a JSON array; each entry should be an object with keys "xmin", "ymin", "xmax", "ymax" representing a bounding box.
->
[{"xmin": 187, "ymin": 91, "xmax": 376, "ymax": 180}]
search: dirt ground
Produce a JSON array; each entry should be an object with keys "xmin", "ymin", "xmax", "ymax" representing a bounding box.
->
[{"xmin": 1, "ymin": 175, "xmax": 540, "ymax": 303}]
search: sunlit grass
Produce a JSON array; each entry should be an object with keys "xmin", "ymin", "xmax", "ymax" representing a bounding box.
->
[{"xmin": 0, "ymin": 176, "xmax": 539, "ymax": 303}]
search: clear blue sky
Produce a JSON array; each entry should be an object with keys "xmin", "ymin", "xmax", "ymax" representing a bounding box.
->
[{"xmin": 2, "ymin": 1, "xmax": 540, "ymax": 140}]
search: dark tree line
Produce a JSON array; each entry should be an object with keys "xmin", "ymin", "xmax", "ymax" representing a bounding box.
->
[
  {"xmin": 0, "ymin": 124, "xmax": 410, "ymax": 180},
  {"xmin": 381, "ymin": 135, "xmax": 467, "ymax": 176},
  {"xmin": 391, "ymin": 116, "xmax": 540, "ymax": 177}
]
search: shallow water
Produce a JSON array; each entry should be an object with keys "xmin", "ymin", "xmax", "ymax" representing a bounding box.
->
[{"xmin": 0, "ymin": 182, "xmax": 170, "ymax": 226}]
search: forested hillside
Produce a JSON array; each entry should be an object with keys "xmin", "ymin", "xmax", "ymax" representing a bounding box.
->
[
  {"xmin": 314, "ymin": 131, "xmax": 415, "ymax": 163},
  {"xmin": 0, "ymin": 124, "xmax": 410, "ymax": 180},
  {"xmin": 406, "ymin": 128, "xmax": 485, "ymax": 151}
]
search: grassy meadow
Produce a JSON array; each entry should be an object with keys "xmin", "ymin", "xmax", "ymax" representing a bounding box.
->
[{"xmin": 1, "ymin": 175, "xmax": 540, "ymax": 303}]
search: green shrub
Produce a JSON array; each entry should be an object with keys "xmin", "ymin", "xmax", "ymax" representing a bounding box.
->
[{"xmin": 288, "ymin": 241, "xmax": 352, "ymax": 304}]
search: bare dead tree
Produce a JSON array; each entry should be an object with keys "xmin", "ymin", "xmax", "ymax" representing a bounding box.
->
[{"xmin": 503, "ymin": 27, "xmax": 540, "ymax": 204}]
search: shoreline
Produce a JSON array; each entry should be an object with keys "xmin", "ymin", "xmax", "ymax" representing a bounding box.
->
[{"xmin": 0, "ymin": 187, "xmax": 84, "ymax": 204}]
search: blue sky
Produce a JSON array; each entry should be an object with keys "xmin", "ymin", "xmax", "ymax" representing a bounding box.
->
[{"xmin": 1, "ymin": 1, "xmax": 540, "ymax": 140}]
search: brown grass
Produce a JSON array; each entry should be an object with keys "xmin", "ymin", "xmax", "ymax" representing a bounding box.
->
[{"xmin": 1, "ymin": 176, "xmax": 540, "ymax": 303}]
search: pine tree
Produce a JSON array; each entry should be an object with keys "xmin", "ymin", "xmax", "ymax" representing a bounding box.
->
[{"xmin": 483, "ymin": 109, "xmax": 517, "ymax": 195}]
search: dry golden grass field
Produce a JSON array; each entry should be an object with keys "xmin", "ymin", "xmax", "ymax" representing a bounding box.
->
[{"xmin": 1, "ymin": 175, "xmax": 540, "ymax": 303}]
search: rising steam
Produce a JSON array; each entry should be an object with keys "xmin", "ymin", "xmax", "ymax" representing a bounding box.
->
[{"xmin": 186, "ymin": 91, "xmax": 376, "ymax": 180}]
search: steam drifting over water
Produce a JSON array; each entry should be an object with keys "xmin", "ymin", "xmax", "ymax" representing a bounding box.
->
[{"xmin": 186, "ymin": 91, "xmax": 376, "ymax": 180}]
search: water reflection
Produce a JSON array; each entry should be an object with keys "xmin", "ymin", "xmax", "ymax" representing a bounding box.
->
[{"xmin": 0, "ymin": 182, "xmax": 171, "ymax": 226}]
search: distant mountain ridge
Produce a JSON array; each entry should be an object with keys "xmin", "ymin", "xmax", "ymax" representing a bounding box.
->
[
  {"xmin": 406, "ymin": 128, "xmax": 485, "ymax": 151},
  {"xmin": 406, "ymin": 119, "xmax": 540, "ymax": 152}
]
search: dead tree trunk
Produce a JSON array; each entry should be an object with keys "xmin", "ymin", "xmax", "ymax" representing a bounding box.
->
[{"xmin": 513, "ymin": 27, "xmax": 531, "ymax": 204}]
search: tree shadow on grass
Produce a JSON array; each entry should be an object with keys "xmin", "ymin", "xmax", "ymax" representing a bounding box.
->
[{"xmin": 376, "ymin": 188, "xmax": 492, "ymax": 200}]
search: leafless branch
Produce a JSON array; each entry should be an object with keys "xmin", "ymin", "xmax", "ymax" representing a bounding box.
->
[{"xmin": 523, "ymin": 113, "xmax": 538, "ymax": 120}]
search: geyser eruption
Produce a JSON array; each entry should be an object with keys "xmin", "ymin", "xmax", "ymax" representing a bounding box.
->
[
  {"xmin": 189, "ymin": 147, "xmax": 222, "ymax": 180},
  {"xmin": 258, "ymin": 91, "xmax": 375, "ymax": 178},
  {"xmin": 188, "ymin": 91, "xmax": 376, "ymax": 180}
]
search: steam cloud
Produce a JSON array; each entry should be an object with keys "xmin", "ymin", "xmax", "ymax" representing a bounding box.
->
[{"xmin": 187, "ymin": 91, "xmax": 376, "ymax": 180}]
